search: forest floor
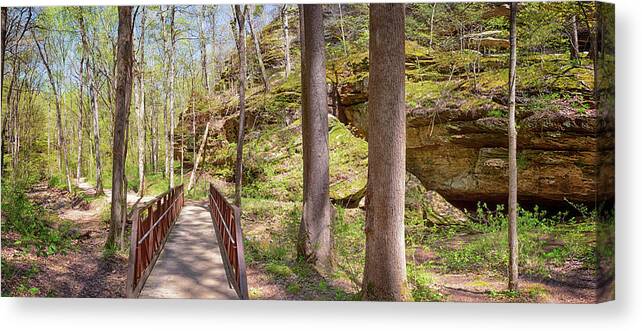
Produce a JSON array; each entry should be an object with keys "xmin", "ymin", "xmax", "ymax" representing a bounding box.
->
[
  {"xmin": 209, "ymin": 179, "xmax": 613, "ymax": 303},
  {"xmin": 1, "ymin": 179, "xmax": 153, "ymax": 297}
]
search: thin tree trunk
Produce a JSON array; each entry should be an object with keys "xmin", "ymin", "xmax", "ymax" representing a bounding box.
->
[
  {"xmin": 168, "ymin": 5, "xmax": 176, "ymax": 189},
  {"xmin": 248, "ymin": 7, "xmax": 270, "ymax": 92},
  {"xmin": 281, "ymin": 5, "xmax": 291, "ymax": 78},
  {"xmin": 89, "ymin": 63, "xmax": 103, "ymax": 195},
  {"xmin": 338, "ymin": 4, "xmax": 348, "ymax": 56},
  {"xmin": 233, "ymin": 5, "xmax": 248, "ymax": 207},
  {"xmin": 199, "ymin": 6, "xmax": 210, "ymax": 93},
  {"xmin": 163, "ymin": 94, "xmax": 169, "ymax": 178},
  {"xmin": 507, "ymin": 2, "xmax": 519, "ymax": 292},
  {"xmin": 429, "ymin": 3, "xmax": 436, "ymax": 48},
  {"xmin": 1, "ymin": 7, "xmax": 7, "ymax": 175},
  {"xmin": 192, "ymin": 90, "xmax": 196, "ymax": 168},
  {"xmin": 187, "ymin": 118, "xmax": 211, "ymax": 192},
  {"xmin": 33, "ymin": 32, "xmax": 73, "ymax": 193},
  {"xmin": 78, "ymin": 12, "xmax": 104, "ymax": 195},
  {"xmin": 569, "ymin": 15, "xmax": 580, "ymax": 61},
  {"xmin": 160, "ymin": 7, "xmax": 170, "ymax": 179},
  {"xmin": 362, "ymin": 3, "xmax": 409, "ymax": 301},
  {"xmin": 47, "ymin": 124, "xmax": 51, "ymax": 177},
  {"xmin": 76, "ymin": 58, "xmax": 84, "ymax": 180},
  {"xmin": 208, "ymin": 6, "xmax": 219, "ymax": 87},
  {"xmin": 297, "ymin": 4, "xmax": 333, "ymax": 274},
  {"xmin": 1, "ymin": 7, "xmax": 6, "ymax": 85},
  {"xmin": 137, "ymin": 8, "xmax": 147, "ymax": 196},
  {"xmin": 108, "ymin": 6, "xmax": 133, "ymax": 249}
]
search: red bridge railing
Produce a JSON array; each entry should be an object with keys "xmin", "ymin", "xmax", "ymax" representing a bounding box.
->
[
  {"xmin": 208, "ymin": 183, "xmax": 248, "ymax": 299},
  {"xmin": 126, "ymin": 184, "xmax": 184, "ymax": 298}
]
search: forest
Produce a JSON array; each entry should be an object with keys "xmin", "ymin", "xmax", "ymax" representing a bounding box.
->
[{"xmin": 1, "ymin": 2, "xmax": 614, "ymax": 302}]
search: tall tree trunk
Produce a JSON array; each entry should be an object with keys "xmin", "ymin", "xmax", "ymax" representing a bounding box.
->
[
  {"xmin": 78, "ymin": 12, "xmax": 104, "ymax": 195},
  {"xmin": 248, "ymin": 6, "xmax": 270, "ymax": 92},
  {"xmin": 76, "ymin": 58, "xmax": 84, "ymax": 180},
  {"xmin": 281, "ymin": 5, "xmax": 291, "ymax": 78},
  {"xmin": 89, "ymin": 62, "xmax": 103, "ymax": 195},
  {"xmin": 297, "ymin": 4, "xmax": 333, "ymax": 274},
  {"xmin": 168, "ymin": 5, "xmax": 176, "ymax": 189},
  {"xmin": 362, "ymin": 3, "xmax": 409, "ymax": 301},
  {"xmin": 199, "ymin": 6, "xmax": 210, "ymax": 93},
  {"xmin": 136, "ymin": 8, "xmax": 147, "ymax": 196},
  {"xmin": 108, "ymin": 6, "xmax": 133, "ymax": 249},
  {"xmin": 429, "ymin": 3, "xmax": 436, "ymax": 48},
  {"xmin": 150, "ymin": 102, "xmax": 158, "ymax": 172},
  {"xmin": 208, "ymin": 6, "xmax": 219, "ymax": 87},
  {"xmin": 338, "ymin": 4, "xmax": 348, "ymax": 56},
  {"xmin": 507, "ymin": 2, "xmax": 519, "ymax": 292},
  {"xmin": 163, "ymin": 94, "xmax": 169, "ymax": 178},
  {"xmin": 569, "ymin": 15, "xmax": 580, "ymax": 61},
  {"xmin": 233, "ymin": 5, "xmax": 248, "ymax": 207},
  {"xmin": 33, "ymin": 32, "xmax": 73, "ymax": 193},
  {"xmin": 1, "ymin": 8, "xmax": 8, "ymax": 174},
  {"xmin": 1, "ymin": 7, "xmax": 7, "ymax": 86},
  {"xmin": 160, "ymin": 7, "xmax": 169, "ymax": 179}
]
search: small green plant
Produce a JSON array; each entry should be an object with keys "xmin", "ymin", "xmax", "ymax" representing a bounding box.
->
[
  {"xmin": 488, "ymin": 109, "xmax": 505, "ymax": 118},
  {"xmin": 488, "ymin": 289, "xmax": 520, "ymax": 299},
  {"xmin": 408, "ymin": 264, "xmax": 444, "ymax": 302},
  {"xmin": 102, "ymin": 241, "xmax": 120, "ymax": 259},
  {"xmin": 265, "ymin": 262, "xmax": 294, "ymax": 279},
  {"xmin": 286, "ymin": 282, "xmax": 302, "ymax": 295}
]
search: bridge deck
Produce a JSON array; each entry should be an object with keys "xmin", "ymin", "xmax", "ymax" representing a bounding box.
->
[{"xmin": 139, "ymin": 201, "xmax": 238, "ymax": 299}]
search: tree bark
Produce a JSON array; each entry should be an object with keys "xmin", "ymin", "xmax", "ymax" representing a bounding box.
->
[
  {"xmin": 160, "ymin": 7, "xmax": 169, "ymax": 179},
  {"xmin": 187, "ymin": 117, "xmax": 211, "ymax": 192},
  {"xmin": 569, "ymin": 15, "xmax": 580, "ymax": 61},
  {"xmin": 168, "ymin": 5, "xmax": 176, "ymax": 188},
  {"xmin": 248, "ymin": 6, "xmax": 270, "ymax": 92},
  {"xmin": 1, "ymin": 7, "xmax": 7, "ymax": 86},
  {"xmin": 338, "ymin": 4, "xmax": 348, "ymax": 56},
  {"xmin": 507, "ymin": 2, "xmax": 519, "ymax": 292},
  {"xmin": 199, "ymin": 6, "xmax": 210, "ymax": 93},
  {"xmin": 362, "ymin": 4, "xmax": 409, "ymax": 301},
  {"xmin": 136, "ymin": 8, "xmax": 147, "ymax": 196},
  {"xmin": 78, "ymin": 11, "xmax": 104, "ymax": 195},
  {"xmin": 151, "ymin": 102, "xmax": 157, "ymax": 172},
  {"xmin": 33, "ymin": 31, "xmax": 73, "ymax": 193},
  {"xmin": 297, "ymin": 4, "xmax": 333, "ymax": 274},
  {"xmin": 233, "ymin": 5, "xmax": 248, "ymax": 207},
  {"xmin": 281, "ymin": 5, "xmax": 291, "ymax": 78},
  {"xmin": 429, "ymin": 3, "xmax": 436, "ymax": 48},
  {"xmin": 108, "ymin": 6, "xmax": 133, "ymax": 249},
  {"xmin": 76, "ymin": 57, "xmax": 84, "ymax": 180}
]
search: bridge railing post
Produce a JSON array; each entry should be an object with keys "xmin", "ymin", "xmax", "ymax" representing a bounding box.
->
[{"xmin": 126, "ymin": 208, "xmax": 140, "ymax": 298}]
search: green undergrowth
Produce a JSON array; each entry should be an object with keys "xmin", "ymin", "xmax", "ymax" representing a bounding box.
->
[
  {"xmin": 238, "ymin": 115, "xmax": 368, "ymax": 204},
  {"xmin": 413, "ymin": 202, "xmax": 606, "ymax": 280},
  {"xmin": 1, "ymin": 182, "xmax": 78, "ymax": 256}
]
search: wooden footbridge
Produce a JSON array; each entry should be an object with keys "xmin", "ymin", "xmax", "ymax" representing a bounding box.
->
[{"xmin": 126, "ymin": 184, "xmax": 248, "ymax": 299}]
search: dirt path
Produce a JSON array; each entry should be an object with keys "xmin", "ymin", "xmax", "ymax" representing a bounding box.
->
[
  {"xmin": 2, "ymin": 179, "xmax": 155, "ymax": 297},
  {"xmin": 434, "ymin": 273, "xmax": 599, "ymax": 303},
  {"xmin": 139, "ymin": 201, "xmax": 238, "ymax": 299}
]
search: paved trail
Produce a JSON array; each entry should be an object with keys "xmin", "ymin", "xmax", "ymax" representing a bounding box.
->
[{"xmin": 139, "ymin": 201, "xmax": 238, "ymax": 299}]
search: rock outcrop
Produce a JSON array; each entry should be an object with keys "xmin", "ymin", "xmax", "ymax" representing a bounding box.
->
[{"xmin": 346, "ymin": 105, "xmax": 614, "ymax": 206}]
